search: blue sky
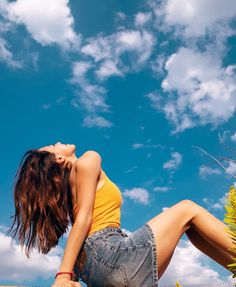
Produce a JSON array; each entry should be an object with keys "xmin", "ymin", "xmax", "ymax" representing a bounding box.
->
[{"xmin": 0, "ymin": 0, "xmax": 236, "ymax": 285}]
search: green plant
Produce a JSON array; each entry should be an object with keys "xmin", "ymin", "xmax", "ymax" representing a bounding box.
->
[{"xmin": 223, "ymin": 185, "xmax": 236, "ymax": 278}]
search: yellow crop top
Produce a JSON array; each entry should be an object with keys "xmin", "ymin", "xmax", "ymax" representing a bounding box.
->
[{"xmin": 73, "ymin": 170, "xmax": 122, "ymax": 237}]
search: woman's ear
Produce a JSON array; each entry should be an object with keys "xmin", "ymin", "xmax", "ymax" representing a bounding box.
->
[{"xmin": 55, "ymin": 155, "xmax": 65, "ymax": 164}]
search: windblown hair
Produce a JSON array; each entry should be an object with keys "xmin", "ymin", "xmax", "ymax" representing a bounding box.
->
[{"xmin": 7, "ymin": 149, "xmax": 74, "ymax": 258}]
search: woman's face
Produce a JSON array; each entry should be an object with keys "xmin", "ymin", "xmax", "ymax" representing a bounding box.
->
[{"xmin": 38, "ymin": 142, "xmax": 76, "ymax": 158}]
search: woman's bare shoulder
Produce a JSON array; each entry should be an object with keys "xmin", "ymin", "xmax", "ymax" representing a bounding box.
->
[{"xmin": 74, "ymin": 150, "xmax": 102, "ymax": 169}]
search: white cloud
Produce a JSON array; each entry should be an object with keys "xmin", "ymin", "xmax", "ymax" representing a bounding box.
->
[
  {"xmin": 143, "ymin": 1, "xmax": 236, "ymax": 133},
  {"xmin": 81, "ymin": 28, "xmax": 156, "ymax": 78},
  {"xmin": 231, "ymin": 132, "xmax": 236, "ymax": 142},
  {"xmin": 0, "ymin": 37, "xmax": 22, "ymax": 68},
  {"xmin": 116, "ymin": 29, "xmax": 155, "ymax": 66},
  {"xmin": 71, "ymin": 61, "xmax": 109, "ymax": 114},
  {"xmin": 225, "ymin": 162, "xmax": 236, "ymax": 177},
  {"xmin": 71, "ymin": 61, "xmax": 93, "ymax": 80},
  {"xmin": 0, "ymin": 0, "xmax": 8, "ymax": 17},
  {"xmin": 144, "ymin": 92, "xmax": 162, "ymax": 110},
  {"xmin": 131, "ymin": 139, "xmax": 163, "ymax": 150},
  {"xmin": 159, "ymin": 238, "xmax": 230, "ymax": 284},
  {"xmin": 0, "ymin": 3, "xmax": 22, "ymax": 68},
  {"xmin": 158, "ymin": 0, "xmax": 236, "ymax": 38},
  {"xmin": 82, "ymin": 115, "xmax": 113, "ymax": 129},
  {"xmin": 115, "ymin": 12, "xmax": 126, "ymax": 21},
  {"xmin": 132, "ymin": 143, "xmax": 144, "ymax": 149},
  {"xmin": 134, "ymin": 12, "xmax": 152, "ymax": 27},
  {"xmin": 6, "ymin": 0, "xmax": 80, "ymax": 49},
  {"xmin": 199, "ymin": 166, "xmax": 221, "ymax": 179},
  {"xmin": 95, "ymin": 59, "xmax": 123, "ymax": 80},
  {"xmin": 70, "ymin": 61, "xmax": 113, "ymax": 128},
  {"xmin": 163, "ymin": 152, "xmax": 182, "ymax": 170},
  {"xmin": 0, "ymin": 229, "xmax": 62, "ymax": 282},
  {"xmin": 202, "ymin": 193, "xmax": 227, "ymax": 211},
  {"xmin": 0, "ymin": 1, "xmax": 154, "ymax": 124},
  {"xmin": 81, "ymin": 36, "xmax": 112, "ymax": 63},
  {"xmin": 150, "ymin": 54, "xmax": 166, "ymax": 76},
  {"xmin": 154, "ymin": 186, "xmax": 172, "ymax": 192},
  {"xmin": 160, "ymin": 48, "xmax": 236, "ymax": 133},
  {"xmin": 123, "ymin": 187, "xmax": 149, "ymax": 205}
]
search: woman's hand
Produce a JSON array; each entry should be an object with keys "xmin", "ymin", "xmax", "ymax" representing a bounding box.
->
[{"xmin": 51, "ymin": 277, "xmax": 82, "ymax": 287}]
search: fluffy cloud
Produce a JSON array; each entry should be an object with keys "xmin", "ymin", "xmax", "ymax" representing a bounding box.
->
[
  {"xmin": 143, "ymin": 0, "xmax": 236, "ymax": 133},
  {"xmin": 202, "ymin": 193, "xmax": 227, "ymax": 211},
  {"xmin": 231, "ymin": 132, "xmax": 236, "ymax": 142},
  {"xmin": 154, "ymin": 186, "xmax": 172, "ymax": 192},
  {"xmin": 131, "ymin": 139, "xmax": 163, "ymax": 150},
  {"xmin": 0, "ymin": 37, "xmax": 22, "ymax": 68},
  {"xmin": 70, "ymin": 61, "xmax": 113, "ymax": 128},
  {"xmin": 134, "ymin": 12, "xmax": 152, "ymax": 27},
  {"xmin": 71, "ymin": 61, "xmax": 93, "ymax": 79},
  {"xmin": 95, "ymin": 59, "xmax": 123, "ymax": 80},
  {"xmin": 0, "ymin": 227, "xmax": 62, "ymax": 282},
  {"xmin": 116, "ymin": 29, "xmax": 155, "ymax": 67},
  {"xmin": 163, "ymin": 151, "xmax": 182, "ymax": 170},
  {"xmin": 82, "ymin": 115, "xmax": 113, "ymax": 128},
  {"xmin": 144, "ymin": 92, "xmax": 162, "ymax": 110},
  {"xmin": 5, "ymin": 0, "xmax": 80, "ymax": 48},
  {"xmin": 199, "ymin": 166, "xmax": 221, "ymax": 179},
  {"xmin": 123, "ymin": 187, "xmax": 149, "ymax": 205},
  {"xmin": 0, "ymin": 0, "xmax": 80, "ymax": 69},
  {"xmin": 160, "ymin": 48, "xmax": 236, "ymax": 133},
  {"xmin": 81, "ymin": 29, "xmax": 155, "ymax": 78},
  {"xmin": 155, "ymin": 0, "xmax": 236, "ymax": 38},
  {"xmin": 132, "ymin": 143, "xmax": 144, "ymax": 149},
  {"xmin": 70, "ymin": 28, "xmax": 155, "ymax": 126},
  {"xmin": 159, "ymin": 238, "xmax": 231, "ymax": 284},
  {"xmin": 225, "ymin": 162, "xmax": 236, "ymax": 177}
]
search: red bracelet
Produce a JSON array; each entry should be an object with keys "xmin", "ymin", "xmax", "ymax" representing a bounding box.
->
[{"xmin": 55, "ymin": 271, "xmax": 74, "ymax": 280}]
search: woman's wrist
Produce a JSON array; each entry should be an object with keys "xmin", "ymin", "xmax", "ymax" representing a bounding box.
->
[
  {"xmin": 55, "ymin": 271, "xmax": 74, "ymax": 280},
  {"xmin": 55, "ymin": 274, "xmax": 71, "ymax": 280}
]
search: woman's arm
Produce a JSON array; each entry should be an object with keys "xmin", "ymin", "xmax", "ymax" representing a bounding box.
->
[{"xmin": 54, "ymin": 151, "xmax": 102, "ymax": 283}]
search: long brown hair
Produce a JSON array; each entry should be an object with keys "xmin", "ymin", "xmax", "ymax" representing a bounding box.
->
[{"xmin": 7, "ymin": 149, "xmax": 74, "ymax": 258}]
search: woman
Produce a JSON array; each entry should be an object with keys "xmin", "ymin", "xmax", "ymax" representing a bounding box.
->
[{"xmin": 7, "ymin": 142, "xmax": 235, "ymax": 287}]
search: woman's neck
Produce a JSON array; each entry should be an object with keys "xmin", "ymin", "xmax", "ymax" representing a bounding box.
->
[{"xmin": 66, "ymin": 153, "xmax": 78, "ymax": 166}]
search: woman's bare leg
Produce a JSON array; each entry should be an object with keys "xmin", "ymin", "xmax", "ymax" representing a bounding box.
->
[
  {"xmin": 190, "ymin": 203, "xmax": 235, "ymax": 258},
  {"xmin": 185, "ymin": 227, "xmax": 233, "ymax": 269},
  {"xmin": 146, "ymin": 200, "xmax": 235, "ymax": 279},
  {"xmin": 147, "ymin": 200, "xmax": 196, "ymax": 279}
]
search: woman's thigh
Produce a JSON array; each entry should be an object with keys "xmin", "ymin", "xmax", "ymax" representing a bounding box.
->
[{"xmin": 146, "ymin": 200, "xmax": 199, "ymax": 278}]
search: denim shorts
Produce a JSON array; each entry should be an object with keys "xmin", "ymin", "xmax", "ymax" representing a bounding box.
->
[{"xmin": 74, "ymin": 223, "xmax": 158, "ymax": 286}]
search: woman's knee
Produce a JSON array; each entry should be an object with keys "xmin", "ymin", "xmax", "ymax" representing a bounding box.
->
[
  {"xmin": 177, "ymin": 199, "xmax": 202, "ymax": 229},
  {"xmin": 179, "ymin": 199, "xmax": 201, "ymax": 210}
]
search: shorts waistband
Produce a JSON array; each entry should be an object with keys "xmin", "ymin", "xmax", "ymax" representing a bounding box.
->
[
  {"xmin": 85, "ymin": 226, "xmax": 127, "ymax": 248},
  {"xmin": 88, "ymin": 226, "xmax": 124, "ymax": 238}
]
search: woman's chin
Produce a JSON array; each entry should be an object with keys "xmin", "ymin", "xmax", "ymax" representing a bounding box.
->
[{"xmin": 70, "ymin": 144, "xmax": 76, "ymax": 153}]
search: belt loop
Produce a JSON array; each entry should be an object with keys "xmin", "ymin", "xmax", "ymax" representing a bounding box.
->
[{"xmin": 85, "ymin": 236, "xmax": 94, "ymax": 250}]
